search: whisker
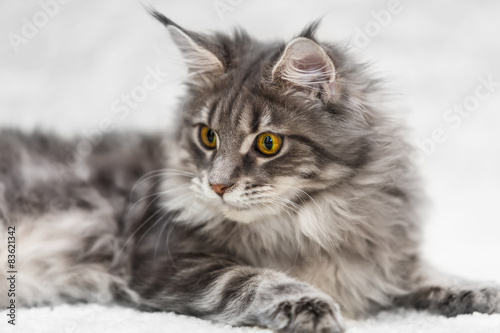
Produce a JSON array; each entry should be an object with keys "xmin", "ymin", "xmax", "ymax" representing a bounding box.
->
[
  {"xmin": 163, "ymin": 214, "xmax": 180, "ymax": 268},
  {"xmin": 130, "ymin": 168, "xmax": 195, "ymax": 198},
  {"xmin": 135, "ymin": 192, "xmax": 194, "ymax": 249},
  {"xmin": 118, "ymin": 205, "xmax": 165, "ymax": 259},
  {"xmin": 153, "ymin": 210, "xmax": 178, "ymax": 261},
  {"xmin": 127, "ymin": 185, "xmax": 192, "ymax": 218},
  {"xmin": 118, "ymin": 188, "xmax": 192, "ymax": 259},
  {"xmin": 264, "ymin": 183, "xmax": 322, "ymax": 212},
  {"xmin": 153, "ymin": 208, "xmax": 187, "ymax": 261},
  {"xmin": 270, "ymin": 196, "xmax": 307, "ymax": 221},
  {"xmin": 261, "ymin": 202, "xmax": 294, "ymax": 235}
]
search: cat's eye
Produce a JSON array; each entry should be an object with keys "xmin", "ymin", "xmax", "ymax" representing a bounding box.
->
[
  {"xmin": 255, "ymin": 133, "xmax": 283, "ymax": 156},
  {"xmin": 200, "ymin": 125, "xmax": 217, "ymax": 149}
]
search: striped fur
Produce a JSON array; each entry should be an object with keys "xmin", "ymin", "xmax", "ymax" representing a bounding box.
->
[{"xmin": 1, "ymin": 10, "xmax": 499, "ymax": 333}]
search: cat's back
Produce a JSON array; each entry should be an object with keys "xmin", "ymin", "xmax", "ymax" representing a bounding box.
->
[{"xmin": 0, "ymin": 129, "xmax": 165, "ymax": 219}]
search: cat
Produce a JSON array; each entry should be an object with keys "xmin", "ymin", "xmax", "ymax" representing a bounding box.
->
[{"xmin": 1, "ymin": 9, "xmax": 499, "ymax": 333}]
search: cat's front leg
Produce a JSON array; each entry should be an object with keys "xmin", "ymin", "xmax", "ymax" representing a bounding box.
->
[
  {"xmin": 396, "ymin": 285, "xmax": 500, "ymax": 317},
  {"xmin": 132, "ymin": 253, "xmax": 345, "ymax": 332},
  {"xmin": 394, "ymin": 268, "xmax": 500, "ymax": 317}
]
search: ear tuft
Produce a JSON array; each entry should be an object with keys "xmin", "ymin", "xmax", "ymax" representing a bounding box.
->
[
  {"xmin": 149, "ymin": 9, "xmax": 224, "ymax": 82},
  {"xmin": 148, "ymin": 8, "xmax": 178, "ymax": 29},
  {"xmin": 298, "ymin": 19, "xmax": 322, "ymax": 40},
  {"xmin": 167, "ymin": 27, "xmax": 225, "ymax": 76},
  {"xmin": 272, "ymin": 37, "xmax": 336, "ymax": 98}
]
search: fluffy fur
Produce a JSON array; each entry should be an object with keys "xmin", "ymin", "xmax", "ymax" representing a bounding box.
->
[{"xmin": 0, "ymin": 10, "xmax": 499, "ymax": 333}]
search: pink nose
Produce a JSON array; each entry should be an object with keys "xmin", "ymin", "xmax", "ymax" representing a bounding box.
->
[{"xmin": 211, "ymin": 184, "xmax": 232, "ymax": 196}]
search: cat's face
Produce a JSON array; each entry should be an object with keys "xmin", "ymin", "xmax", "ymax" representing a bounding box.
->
[
  {"xmin": 157, "ymin": 15, "xmax": 371, "ymax": 223},
  {"xmin": 183, "ymin": 90, "xmax": 349, "ymax": 223}
]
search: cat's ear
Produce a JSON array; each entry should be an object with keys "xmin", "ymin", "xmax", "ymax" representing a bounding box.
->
[
  {"xmin": 150, "ymin": 10, "xmax": 225, "ymax": 82},
  {"xmin": 272, "ymin": 37, "xmax": 336, "ymax": 99}
]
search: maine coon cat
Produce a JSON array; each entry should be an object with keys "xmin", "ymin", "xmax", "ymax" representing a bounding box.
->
[{"xmin": 1, "ymin": 10, "xmax": 499, "ymax": 332}]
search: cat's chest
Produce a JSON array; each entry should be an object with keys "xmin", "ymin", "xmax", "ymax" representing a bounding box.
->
[
  {"xmin": 290, "ymin": 252, "xmax": 403, "ymax": 317},
  {"xmin": 292, "ymin": 257, "xmax": 339, "ymax": 293}
]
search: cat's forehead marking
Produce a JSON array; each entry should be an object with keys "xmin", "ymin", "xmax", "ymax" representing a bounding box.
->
[
  {"xmin": 260, "ymin": 109, "xmax": 273, "ymax": 128},
  {"xmin": 199, "ymin": 106, "xmax": 211, "ymax": 123},
  {"xmin": 238, "ymin": 134, "xmax": 257, "ymax": 155},
  {"xmin": 190, "ymin": 106, "xmax": 210, "ymax": 125},
  {"xmin": 236, "ymin": 105, "xmax": 254, "ymax": 130},
  {"xmin": 210, "ymin": 89, "xmax": 242, "ymax": 127}
]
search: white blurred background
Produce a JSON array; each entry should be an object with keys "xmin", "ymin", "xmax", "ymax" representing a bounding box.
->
[{"xmin": 0, "ymin": 0, "xmax": 499, "ymax": 283}]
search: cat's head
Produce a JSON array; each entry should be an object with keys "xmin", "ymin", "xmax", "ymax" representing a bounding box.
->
[{"xmin": 153, "ymin": 12, "xmax": 383, "ymax": 224}]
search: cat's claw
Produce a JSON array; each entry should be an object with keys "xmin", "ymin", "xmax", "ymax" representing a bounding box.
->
[{"xmin": 261, "ymin": 296, "xmax": 345, "ymax": 333}]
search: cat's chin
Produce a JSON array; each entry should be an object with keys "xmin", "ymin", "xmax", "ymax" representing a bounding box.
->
[
  {"xmin": 222, "ymin": 208, "xmax": 263, "ymax": 224},
  {"xmin": 220, "ymin": 204, "xmax": 278, "ymax": 224}
]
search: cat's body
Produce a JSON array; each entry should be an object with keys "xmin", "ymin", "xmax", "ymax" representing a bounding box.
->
[{"xmin": 1, "ymin": 11, "xmax": 499, "ymax": 333}]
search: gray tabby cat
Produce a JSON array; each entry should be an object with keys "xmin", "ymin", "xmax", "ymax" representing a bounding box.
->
[{"xmin": 1, "ymin": 10, "xmax": 499, "ymax": 333}]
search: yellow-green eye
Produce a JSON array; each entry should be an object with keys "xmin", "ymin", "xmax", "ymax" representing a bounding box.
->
[
  {"xmin": 256, "ymin": 133, "xmax": 283, "ymax": 156},
  {"xmin": 200, "ymin": 125, "xmax": 217, "ymax": 149}
]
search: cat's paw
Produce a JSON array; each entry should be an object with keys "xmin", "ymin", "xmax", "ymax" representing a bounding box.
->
[
  {"xmin": 410, "ymin": 285, "xmax": 500, "ymax": 317},
  {"xmin": 260, "ymin": 295, "xmax": 345, "ymax": 333}
]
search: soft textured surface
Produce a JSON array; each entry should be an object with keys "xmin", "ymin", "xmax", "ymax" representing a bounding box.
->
[
  {"xmin": 2, "ymin": 305, "xmax": 500, "ymax": 333},
  {"xmin": 1, "ymin": 0, "xmax": 500, "ymax": 332}
]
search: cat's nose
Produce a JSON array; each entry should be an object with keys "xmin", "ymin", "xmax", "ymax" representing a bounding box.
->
[{"xmin": 211, "ymin": 184, "xmax": 233, "ymax": 197}]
